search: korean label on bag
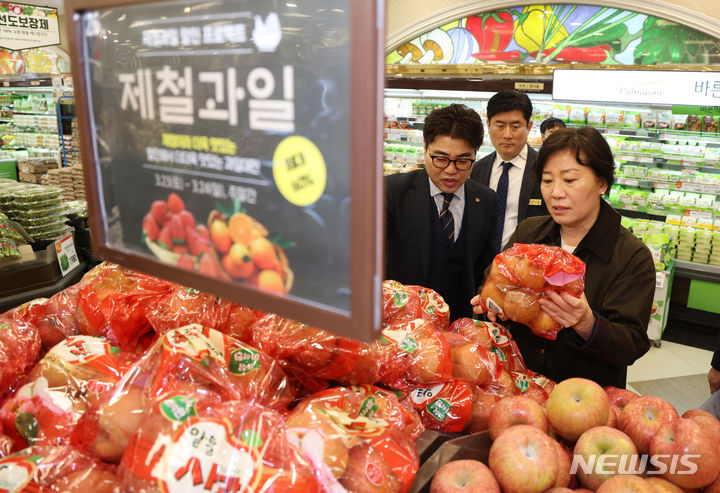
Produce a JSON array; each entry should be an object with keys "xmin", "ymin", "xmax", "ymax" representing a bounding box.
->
[
  {"xmin": 79, "ymin": 0, "xmax": 354, "ymax": 315},
  {"xmin": 55, "ymin": 232, "xmax": 79, "ymax": 276}
]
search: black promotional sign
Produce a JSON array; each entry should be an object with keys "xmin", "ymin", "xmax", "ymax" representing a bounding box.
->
[{"xmin": 66, "ymin": 0, "xmax": 383, "ymax": 340}]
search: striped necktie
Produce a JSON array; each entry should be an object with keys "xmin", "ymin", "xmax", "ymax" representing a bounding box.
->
[
  {"xmin": 440, "ymin": 192, "xmax": 455, "ymax": 242},
  {"xmin": 496, "ymin": 161, "xmax": 513, "ymax": 252}
]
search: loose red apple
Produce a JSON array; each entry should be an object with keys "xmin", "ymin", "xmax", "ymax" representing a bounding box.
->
[
  {"xmin": 488, "ymin": 395, "xmax": 548, "ymax": 440},
  {"xmin": 604, "ymin": 386, "xmax": 639, "ymax": 410},
  {"xmin": 649, "ymin": 418, "xmax": 720, "ymax": 489},
  {"xmin": 489, "ymin": 424, "xmax": 558, "ymax": 493},
  {"xmin": 573, "ymin": 426, "xmax": 638, "ymax": 490},
  {"xmin": 682, "ymin": 409, "xmax": 720, "ymax": 456},
  {"xmin": 430, "ymin": 459, "xmax": 500, "ymax": 493},
  {"xmin": 596, "ymin": 474, "xmax": 652, "ymax": 493},
  {"xmin": 546, "ymin": 377, "xmax": 610, "ymax": 442},
  {"xmin": 607, "ymin": 405, "xmax": 620, "ymax": 428},
  {"xmin": 645, "ymin": 477, "xmax": 684, "ymax": 493},
  {"xmin": 618, "ymin": 396, "xmax": 678, "ymax": 454},
  {"xmin": 552, "ymin": 438, "xmax": 572, "ymax": 488}
]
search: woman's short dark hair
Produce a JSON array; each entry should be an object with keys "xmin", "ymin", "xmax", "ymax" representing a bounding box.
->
[
  {"xmin": 535, "ymin": 126, "xmax": 615, "ymax": 192},
  {"xmin": 423, "ymin": 103, "xmax": 484, "ymax": 150},
  {"xmin": 540, "ymin": 117, "xmax": 567, "ymax": 134}
]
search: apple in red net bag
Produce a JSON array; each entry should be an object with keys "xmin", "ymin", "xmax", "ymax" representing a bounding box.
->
[{"xmin": 477, "ymin": 244, "xmax": 586, "ymax": 340}]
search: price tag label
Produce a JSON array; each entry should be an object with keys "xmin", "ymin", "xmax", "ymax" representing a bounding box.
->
[{"xmin": 55, "ymin": 233, "xmax": 79, "ymax": 276}]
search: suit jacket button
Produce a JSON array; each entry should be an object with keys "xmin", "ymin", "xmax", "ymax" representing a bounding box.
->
[{"xmin": 539, "ymin": 349, "xmax": 545, "ymax": 355}]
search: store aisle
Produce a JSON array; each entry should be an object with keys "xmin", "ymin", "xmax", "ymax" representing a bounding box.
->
[{"xmin": 626, "ymin": 341, "xmax": 714, "ymax": 415}]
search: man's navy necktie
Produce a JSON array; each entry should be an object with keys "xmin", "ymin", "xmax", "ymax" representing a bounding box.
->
[
  {"xmin": 496, "ymin": 161, "xmax": 513, "ymax": 252},
  {"xmin": 440, "ymin": 192, "xmax": 454, "ymax": 243}
]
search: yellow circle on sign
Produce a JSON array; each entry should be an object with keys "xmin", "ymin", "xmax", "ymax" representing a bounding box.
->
[{"xmin": 272, "ymin": 136, "xmax": 327, "ymax": 207}]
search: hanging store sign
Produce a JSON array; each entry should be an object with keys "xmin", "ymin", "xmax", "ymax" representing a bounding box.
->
[
  {"xmin": 553, "ymin": 69, "xmax": 720, "ymax": 106},
  {"xmin": 65, "ymin": 0, "xmax": 384, "ymax": 341},
  {"xmin": 0, "ymin": 3, "xmax": 60, "ymax": 50}
]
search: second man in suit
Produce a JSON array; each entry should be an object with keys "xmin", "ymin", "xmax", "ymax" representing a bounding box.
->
[
  {"xmin": 471, "ymin": 91, "xmax": 548, "ymax": 253},
  {"xmin": 386, "ymin": 104, "xmax": 497, "ymax": 321}
]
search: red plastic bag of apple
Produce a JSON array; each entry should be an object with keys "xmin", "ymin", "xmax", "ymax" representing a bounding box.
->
[
  {"xmin": 286, "ymin": 393, "xmax": 419, "ymax": 492},
  {"xmin": 465, "ymin": 387, "xmax": 501, "ymax": 433},
  {"xmin": 407, "ymin": 285, "xmax": 450, "ymax": 331},
  {"xmin": 145, "ymin": 286, "xmax": 223, "ymax": 335},
  {"xmin": 0, "ymin": 444, "xmax": 117, "ymax": 492},
  {"xmin": 117, "ymin": 390, "xmax": 318, "ymax": 493},
  {"xmin": 0, "ymin": 335, "xmax": 139, "ymax": 452},
  {"xmin": 376, "ymin": 318, "xmax": 453, "ymax": 389},
  {"xmin": 75, "ymin": 262, "xmax": 175, "ymax": 350},
  {"xmin": 400, "ymin": 379, "xmax": 473, "ymax": 433},
  {"xmin": 439, "ymin": 331, "xmax": 503, "ymax": 387},
  {"xmin": 0, "ymin": 300, "xmax": 42, "ymax": 397},
  {"xmin": 510, "ymin": 370, "xmax": 556, "ymax": 405},
  {"xmin": 214, "ymin": 299, "xmax": 262, "ymax": 343},
  {"xmin": 450, "ymin": 318, "xmax": 527, "ymax": 373},
  {"xmin": 250, "ymin": 314, "xmax": 379, "ymax": 388},
  {"xmin": 477, "ymin": 244, "xmax": 586, "ymax": 339},
  {"xmin": 28, "ymin": 285, "xmax": 85, "ymax": 349},
  {"xmin": 382, "ymin": 280, "xmax": 422, "ymax": 327},
  {"xmin": 72, "ymin": 325, "xmax": 295, "ymax": 462}
]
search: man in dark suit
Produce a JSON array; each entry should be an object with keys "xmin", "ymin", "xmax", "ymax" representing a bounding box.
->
[
  {"xmin": 386, "ymin": 104, "xmax": 497, "ymax": 321},
  {"xmin": 470, "ymin": 91, "xmax": 548, "ymax": 253}
]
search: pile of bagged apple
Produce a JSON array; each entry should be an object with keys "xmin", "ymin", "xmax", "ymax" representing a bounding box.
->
[{"xmin": 0, "ymin": 261, "xmax": 717, "ymax": 492}]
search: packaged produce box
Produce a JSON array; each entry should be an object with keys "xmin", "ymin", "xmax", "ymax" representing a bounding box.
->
[
  {"xmin": 648, "ymin": 265, "xmax": 674, "ymax": 342},
  {"xmin": 0, "ymin": 160, "xmax": 16, "ymax": 181}
]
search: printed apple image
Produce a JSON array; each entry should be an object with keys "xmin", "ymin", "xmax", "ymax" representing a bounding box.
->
[
  {"xmin": 430, "ymin": 459, "xmax": 500, "ymax": 493},
  {"xmin": 649, "ymin": 418, "xmax": 720, "ymax": 489},
  {"xmin": 546, "ymin": 377, "xmax": 610, "ymax": 442},
  {"xmin": 489, "ymin": 424, "xmax": 559, "ymax": 493},
  {"xmin": 618, "ymin": 396, "xmax": 678, "ymax": 454}
]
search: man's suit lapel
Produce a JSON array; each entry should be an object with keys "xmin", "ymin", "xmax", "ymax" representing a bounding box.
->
[
  {"xmin": 477, "ymin": 151, "xmax": 495, "ymax": 185},
  {"xmin": 518, "ymin": 144, "xmax": 538, "ymax": 221},
  {"xmin": 409, "ymin": 172, "xmax": 432, "ymax": 278},
  {"xmin": 463, "ymin": 180, "xmax": 482, "ymax": 266}
]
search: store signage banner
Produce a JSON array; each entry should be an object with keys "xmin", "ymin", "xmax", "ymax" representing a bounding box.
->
[
  {"xmin": 73, "ymin": 0, "xmax": 382, "ymax": 338},
  {"xmin": 0, "ymin": 3, "xmax": 60, "ymax": 50},
  {"xmin": 553, "ymin": 69, "xmax": 720, "ymax": 106}
]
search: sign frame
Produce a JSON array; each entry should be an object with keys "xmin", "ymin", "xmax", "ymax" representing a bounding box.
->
[{"xmin": 64, "ymin": 0, "xmax": 384, "ymax": 341}]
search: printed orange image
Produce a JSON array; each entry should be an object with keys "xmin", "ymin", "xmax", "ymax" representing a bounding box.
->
[{"xmin": 142, "ymin": 193, "xmax": 293, "ymax": 294}]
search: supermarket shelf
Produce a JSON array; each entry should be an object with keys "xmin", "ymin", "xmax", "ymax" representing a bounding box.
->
[
  {"xmin": 12, "ymin": 110, "xmax": 55, "ymax": 116},
  {"xmin": 674, "ymin": 260, "xmax": 720, "ymax": 283}
]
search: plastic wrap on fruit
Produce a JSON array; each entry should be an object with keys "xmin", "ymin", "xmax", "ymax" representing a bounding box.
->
[
  {"xmin": 117, "ymin": 392, "xmax": 318, "ymax": 493},
  {"xmin": 450, "ymin": 318, "xmax": 528, "ymax": 373},
  {"xmin": 214, "ymin": 299, "xmax": 262, "ymax": 343},
  {"xmin": 381, "ymin": 280, "xmax": 422, "ymax": 327},
  {"xmin": 0, "ymin": 444, "xmax": 118, "ymax": 492},
  {"xmin": 286, "ymin": 395, "xmax": 419, "ymax": 492},
  {"xmin": 465, "ymin": 387, "xmax": 501, "ymax": 433},
  {"xmin": 376, "ymin": 318, "xmax": 453, "ymax": 389},
  {"xmin": 72, "ymin": 325, "xmax": 295, "ymax": 462},
  {"xmin": 510, "ymin": 370, "xmax": 556, "ymax": 406},
  {"xmin": 289, "ymin": 385, "xmax": 423, "ymax": 441},
  {"xmin": 0, "ymin": 335, "xmax": 139, "ymax": 452},
  {"xmin": 401, "ymin": 378, "xmax": 473, "ymax": 433},
  {"xmin": 250, "ymin": 314, "xmax": 377, "ymax": 388},
  {"xmin": 31, "ymin": 284, "xmax": 84, "ymax": 349},
  {"xmin": 439, "ymin": 331, "xmax": 503, "ymax": 387},
  {"xmin": 0, "ymin": 300, "xmax": 42, "ymax": 396},
  {"xmin": 483, "ymin": 367, "xmax": 521, "ymax": 398},
  {"xmin": 477, "ymin": 244, "xmax": 586, "ymax": 340},
  {"xmin": 145, "ymin": 286, "xmax": 223, "ymax": 335},
  {"xmin": 75, "ymin": 262, "xmax": 175, "ymax": 350},
  {"xmin": 407, "ymin": 285, "xmax": 450, "ymax": 331}
]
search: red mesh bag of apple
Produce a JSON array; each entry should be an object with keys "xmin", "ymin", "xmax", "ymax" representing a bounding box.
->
[
  {"xmin": 0, "ymin": 335, "xmax": 139, "ymax": 453},
  {"xmin": 286, "ymin": 386, "xmax": 419, "ymax": 492},
  {"xmin": 0, "ymin": 299, "xmax": 43, "ymax": 396},
  {"xmin": 75, "ymin": 262, "xmax": 175, "ymax": 350},
  {"xmin": 375, "ymin": 318, "xmax": 453, "ymax": 390},
  {"xmin": 0, "ymin": 444, "xmax": 118, "ymax": 492},
  {"xmin": 382, "ymin": 280, "xmax": 423, "ymax": 327},
  {"xmin": 71, "ymin": 324, "xmax": 295, "ymax": 463},
  {"xmin": 477, "ymin": 244, "xmax": 586, "ymax": 340},
  {"xmin": 407, "ymin": 285, "xmax": 450, "ymax": 331},
  {"xmin": 398, "ymin": 378, "xmax": 473, "ymax": 433},
  {"xmin": 250, "ymin": 314, "xmax": 379, "ymax": 392},
  {"xmin": 116, "ymin": 387, "xmax": 318, "ymax": 493},
  {"xmin": 450, "ymin": 318, "xmax": 528, "ymax": 373}
]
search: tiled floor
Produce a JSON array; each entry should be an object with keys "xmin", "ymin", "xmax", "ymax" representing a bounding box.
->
[{"xmin": 626, "ymin": 340, "xmax": 715, "ymax": 415}]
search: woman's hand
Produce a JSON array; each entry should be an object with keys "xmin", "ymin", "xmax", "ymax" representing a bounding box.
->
[
  {"xmin": 470, "ymin": 294, "xmax": 508, "ymax": 322},
  {"xmin": 538, "ymin": 290, "xmax": 595, "ymax": 340}
]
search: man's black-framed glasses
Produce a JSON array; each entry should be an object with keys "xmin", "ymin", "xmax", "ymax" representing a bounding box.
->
[{"xmin": 429, "ymin": 155, "xmax": 475, "ymax": 170}]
